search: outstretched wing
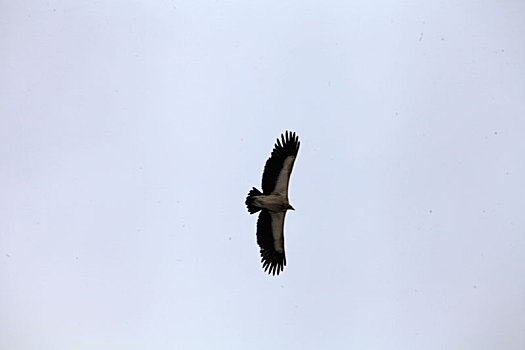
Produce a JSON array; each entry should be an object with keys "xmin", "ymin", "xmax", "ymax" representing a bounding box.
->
[
  {"xmin": 261, "ymin": 131, "xmax": 300, "ymax": 195},
  {"xmin": 256, "ymin": 209, "xmax": 287, "ymax": 275}
]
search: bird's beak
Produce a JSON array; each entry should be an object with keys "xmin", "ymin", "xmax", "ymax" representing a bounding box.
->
[{"xmin": 288, "ymin": 205, "xmax": 295, "ymax": 210}]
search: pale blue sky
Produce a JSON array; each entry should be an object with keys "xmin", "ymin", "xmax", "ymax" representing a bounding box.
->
[{"xmin": 1, "ymin": 1, "xmax": 525, "ymax": 349}]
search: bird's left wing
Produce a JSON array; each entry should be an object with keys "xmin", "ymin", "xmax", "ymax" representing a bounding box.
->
[{"xmin": 256, "ymin": 209, "xmax": 287, "ymax": 275}]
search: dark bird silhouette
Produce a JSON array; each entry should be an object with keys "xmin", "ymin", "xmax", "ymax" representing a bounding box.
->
[{"xmin": 245, "ymin": 131, "xmax": 300, "ymax": 275}]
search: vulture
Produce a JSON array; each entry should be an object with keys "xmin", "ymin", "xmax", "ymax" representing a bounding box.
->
[{"xmin": 245, "ymin": 131, "xmax": 300, "ymax": 275}]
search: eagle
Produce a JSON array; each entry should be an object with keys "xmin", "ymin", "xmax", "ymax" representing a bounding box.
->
[{"xmin": 245, "ymin": 131, "xmax": 300, "ymax": 275}]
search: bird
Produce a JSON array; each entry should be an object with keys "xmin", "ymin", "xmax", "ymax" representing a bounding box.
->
[{"xmin": 245, "ymin": 131, "xmax": 300, "ymax": 275}]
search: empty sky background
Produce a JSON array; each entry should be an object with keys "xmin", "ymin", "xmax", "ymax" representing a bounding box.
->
[{"xmin": 1, "ymin": 1, "xmax": 525, "ymax": 349}]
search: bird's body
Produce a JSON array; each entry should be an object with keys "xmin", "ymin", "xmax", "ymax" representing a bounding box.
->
[
  {"xmin": 251, "ymin": 194, "xmax": 291, "ymax": 213},
  {"xmin": 245, "ymin": 131, "xmax": 300, "ymax": 276}
]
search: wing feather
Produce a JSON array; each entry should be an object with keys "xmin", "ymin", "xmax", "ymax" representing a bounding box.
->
[
  {"xmin": 261, "ymin": 131, "xmax": 300, "ymax": 195},
  {"xmin": 256, "ymin": 210, "xmax": 286, "ymax": 275}
]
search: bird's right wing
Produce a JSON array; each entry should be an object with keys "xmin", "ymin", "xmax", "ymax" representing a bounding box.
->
[{"xmin": 261, "ymin": 131, "xmax": 300, "ymax": 195}]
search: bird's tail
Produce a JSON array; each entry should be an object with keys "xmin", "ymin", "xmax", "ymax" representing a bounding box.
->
[{"xmin": 245, "ymin": 187, "xmax": 262, "ymax": 214}]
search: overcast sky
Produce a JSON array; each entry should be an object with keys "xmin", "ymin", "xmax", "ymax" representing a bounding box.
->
[{"xmin": 1, "ymin": 1, "xmax": 524, "ymax": 349}]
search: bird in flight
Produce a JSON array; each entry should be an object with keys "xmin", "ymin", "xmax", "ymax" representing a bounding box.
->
[{"xmin": 245, "ymin": 131, "xmax": 300, "ymax": 275}]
